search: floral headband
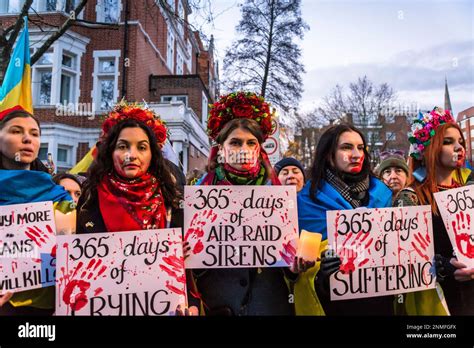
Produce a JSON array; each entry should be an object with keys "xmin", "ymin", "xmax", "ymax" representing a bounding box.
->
[
  {"xmin": 408, "ymin": 107, "xmax": 455, "ymax": 160},
  {"xmin": 207, "ymin": 91, "xmax": 275, "ymax": 141},
  {"xmin": 101, "ymin": 100, "xmax": 168, "ymax": 146}
]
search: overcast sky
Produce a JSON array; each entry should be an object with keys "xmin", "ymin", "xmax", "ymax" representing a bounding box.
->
[{"xmin": 193, "ymin": 0, "xmax": 474, "ymax": 116}]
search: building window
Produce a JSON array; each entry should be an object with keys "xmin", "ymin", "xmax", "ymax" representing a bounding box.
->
[
  {"xmin": 461, "ymin": 120, "xmax": 467, "ymax": 129},
  {"xmin": 97, "ymin": 0, "xmax": 120, "ymax": 23},
  {"xmin": 201, "ymin": 91, "xmax": 208, "ymax": 125},
  {"xmin": 186, "ymin": 40, "xmax": 193, "ymax": 73},
  {"xmin": 386, "ymin": 132, "xmax": 395, "ymax": 141},
  {"xmin": 57, "ymin": 145, "xmax": 72, "ymax": 165},
  {"xmin": 161, "ymin": 95, "xmax": 188, "ymax": 106},
  {"xmin": 177, "ymin": 0, "xmax": 184, "ymax": 37},
  {"xmin": 59, "ymin": 52, "xmax": 77, "ymax": 104},
  {"xmin": 167, "ymin": 30, "xmax": 175, "ymax": 72},
  {"xmin": 176, "ymin": 52, "xmax": 184, "ymax": 75},
  {"xmin": 38, "ymin": 144, "xmax": 49, "ymax": 161},
  {"xmin": 93, "ymin": 50, "xmax": 120, "ymax": 112},
  {"xmin": 33, "ymin": 49, "xmax": 53, "ymax": 105},
  {"xmin": 471, "ymin": 128, "xmax": 474, "ymax": 137}
]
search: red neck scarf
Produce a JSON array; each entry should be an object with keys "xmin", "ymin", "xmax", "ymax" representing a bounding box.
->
[{"xmin": 98, "ymin": 172, "xmax": 167, "ymax": 232}]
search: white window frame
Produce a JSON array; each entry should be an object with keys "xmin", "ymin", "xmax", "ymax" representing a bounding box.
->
[
  {"xmin": 96, "ymin": 0, "xmax": 122, "ymax": 23},
  {"xmin": 470, "ymin": 129, "xmax": 474, "ymax": 137},
  {"xmin": 177, "ymin": 0, "xmax": 184, "ymax": 37},
  {"xmin": 176, "ymin": 50, "xmax": 184, "ymax": 75},
  {"xmin": 186, "ymin": 40, "xmax": 193, "ymax": 73},
  {"xmin": 30, "ymin": 30, "xmax": 87, "ymax": 107},
  {"xmin": 57, "ymin": 144, "xmax": 73, "ymax": 167},
  {"xmin": 201, "ymin": 91, "xmax": 208, "ymax": 127},
  {"xmin": 160, "ymin": 95, "xmax": 188, "ymax": 106},
  {"xmin": 386, "ymin": 132, "xmax": 395, "ymax": 141},
  {"xmin": 167, "ymin": 30, "xmax": 175, "ymax": 72},
  {"xmin": 92, "ymin": 50, "xmax": 121, "ymax": 112}
]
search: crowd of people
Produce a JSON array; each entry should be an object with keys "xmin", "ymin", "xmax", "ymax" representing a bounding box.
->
[{"xmin": 0, "ymin": 93, "xmax": 473, "ymax": 316}]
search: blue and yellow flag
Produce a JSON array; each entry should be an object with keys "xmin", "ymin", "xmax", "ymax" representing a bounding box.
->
[{"xmin": 0, "ymin": 16, "xmax": 32, "ymax": 113}]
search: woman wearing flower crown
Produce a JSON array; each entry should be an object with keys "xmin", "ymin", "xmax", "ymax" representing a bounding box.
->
[
  {"xmin": 393, "ymin": 107, "xmax": 474, "ymax": 315},
  {"xmin": 186, "ymin": 91, "xmax": 311, "ymax": 316},
  {"xmin": 76, "ymin": 102, "xmax": 181, "ymax": 234}
]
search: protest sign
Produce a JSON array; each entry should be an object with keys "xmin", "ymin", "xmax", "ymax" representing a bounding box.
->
[
  {"xmin": 327, "ymin": 206, "xmax": 436, "ymax": 301},
  {"xmin": 434, "ymin": 186, "xmax": 474, "ymax": 268},
  {"xmin": 183, "ymin": 186, "xmax": 299, "ymax": 269},
  {"xmin": 55, "ymin": 228, "xmax": 186, "ymax": 316},
  {"xmin": 0, "ymin": 201, "xmax": 56, "ymax": 294}
]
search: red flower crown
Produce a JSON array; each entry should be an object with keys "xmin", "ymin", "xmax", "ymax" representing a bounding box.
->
[
  {"xmin": 101, "ymin": 101, "xmax": 168, "ymax": 146},
  {"xmin": 207, "ymin": 91, "xmax": 275, "ymax": 141}
]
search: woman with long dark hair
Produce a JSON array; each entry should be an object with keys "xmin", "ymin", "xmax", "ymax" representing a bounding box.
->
[
  {"xmin": 187, "ymin": 91, "xmax": 311, "ymax": 315},
  {"xmin": 394, "ymin": 107, "xmax": 474, "ymax": 315},
  {"xmin": 297, "ymin": 124, "xmax": 394, "ymax": 315},
  {"xmin": 76, "ymin": 102, "xmax": 181, "ymax": 233},
  {"xmin": 0, "ymin": 106, "xmax": 74, "ymax": 315}
]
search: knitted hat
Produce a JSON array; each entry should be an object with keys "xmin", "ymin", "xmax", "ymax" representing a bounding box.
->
[
  {"xmin": 375, "ymin": 151, "xmax": 409, "ymax": 176},
  {"xmin": 274, "ymin": 157, "xmax": 306, "ymax": 179}
]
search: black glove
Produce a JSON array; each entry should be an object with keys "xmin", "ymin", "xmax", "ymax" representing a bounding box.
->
[
  {"xmin": 315, "ymin": 249, "xmax": 341, "ymax": 296},
  {"xmin": 434, "ymin": 254, "xmax": 456, "ymax": 281}
]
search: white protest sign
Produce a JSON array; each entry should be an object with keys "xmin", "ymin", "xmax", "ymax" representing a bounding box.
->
[
  {"xmin": 183, "ymin": 186, "xmax": 298, "ymax": 269},
  {"xmin": 55, "ymin": 228, "xmax": 186, "ymax": 316},
  {"xmin": 434, "ymin": 186, "xmax": 474, "ymax": 268},
  {"xmin": 327, "ymin": 206, "xmax": 436, "ymax": 301},
  {"xmin": 0, "ymin": 201, "xmax": 56, "ymax": 294}
]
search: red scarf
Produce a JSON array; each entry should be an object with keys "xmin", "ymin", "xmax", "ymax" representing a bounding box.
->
[{"xmin": 98, "ymin": 172, "xmax": 167, "ymax": 232}]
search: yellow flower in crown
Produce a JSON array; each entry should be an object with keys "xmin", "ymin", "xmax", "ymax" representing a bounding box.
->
[{"xmin": 102, "ymin": 100, "xmax": 168, "ymax": 146}]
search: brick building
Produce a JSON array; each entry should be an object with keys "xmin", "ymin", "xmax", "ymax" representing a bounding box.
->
[
  {"xmin": 458, "ymin": 106, "xmax": 474, "ymax": 166},
  {"xmin": 0, "ymin": 0, "xmax": 218, "ymax": 172}
]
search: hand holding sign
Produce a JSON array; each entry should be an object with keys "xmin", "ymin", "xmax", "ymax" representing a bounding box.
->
[
  {"xmin": 0, "ymin": 202, "xmax": 57, "ymax": 294},
  {"xmin": 184, "ymin": 186, "xmax": 299, "ymax": 269},
  {"xmin": 434, "ymin": 186, "xmax": 474, "ymax": 268},
  {"xmin": 327, "ymin": 206, "xmax": 435, "ymax": 301},
  {"xmin": 56, "ymin": 228, "xmax": 186, "ymax": 316}
]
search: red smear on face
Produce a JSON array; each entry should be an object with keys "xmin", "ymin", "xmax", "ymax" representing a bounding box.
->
[{"xmin": 349, "ymin": 154, "xmax": 364, "ymax": 173}]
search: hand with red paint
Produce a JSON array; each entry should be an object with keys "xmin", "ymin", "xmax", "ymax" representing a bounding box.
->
[
  {"xmin": 183, "ymin": 241, "xmax": 191, "ymax": 260},
  {"xmin": 0, "ymin": 291, "xmax": 13, "ymax": 307},
  {"xmin": 175, "ymin": 303, "xmax": 199, "ymax": 316},
  {"xmin": 450, "ymin": 258, "xmax": 474, "ymax": 282},
  {"xmin": 289, "ymin": 256, "xmax": 316, "ymax": 274}
]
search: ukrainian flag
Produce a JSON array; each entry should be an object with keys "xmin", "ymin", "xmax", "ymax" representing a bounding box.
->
[{"xmin": 0, "ymin": 16, "xmax": 32, "ymax": 113}]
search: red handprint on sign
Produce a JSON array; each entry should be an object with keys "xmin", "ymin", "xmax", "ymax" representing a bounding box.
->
[
  {"xmin": 184, "ymin": 209, "xmax": 218, "ymax": 255},
  {"xmin": 60, "ymin": 258, "xmax": 107, "ymax": 312},
  {"xmin": 452, "ymin": 211, "xmax": 474, "ymax": 258},
  {"xmin": 24, "ymin": 225, "xmax": 54, "ymax": 247},
  {"xmin": 337, "ymin": 231, "xmax": 371, "ymax": 274}
]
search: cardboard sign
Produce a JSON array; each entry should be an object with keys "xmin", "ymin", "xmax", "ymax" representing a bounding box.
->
[
  {"xmin": 183, "ymin": 186, "xmax": 299, "ymax": 269},
  {"xmin": 55, "ymin": 228, "xmax": 186, "ymax": 316},
  {"xmin": 327, "ymin": 206, "xmax": 436, "ymax": 301},
  {"xmin": 434, "ymin": 186, "xmax": 474, "ymax": 268},
  {"xmin": 0, "ymin": 201, "xmax": 56, "ymax": 294}
]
